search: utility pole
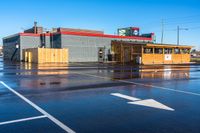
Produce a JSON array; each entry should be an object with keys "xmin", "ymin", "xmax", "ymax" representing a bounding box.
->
[
  {"xmin": 161, "ymin": 19, "xmax": 164, "ymax": 44},
  {"xmin": 177, "ymin": 26, "xmax": 180, "ymax": 46},
  {"xmin": 177, "ymin": 26, "xmax": 188, "ymax": 46}
]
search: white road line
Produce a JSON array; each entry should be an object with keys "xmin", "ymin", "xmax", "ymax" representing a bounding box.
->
[
  {"xmin": 111, "ymin": 93, "xmax": 141, "ymax": 101},
  {"xmin": 73, "ymin": 72, "xmax": 200, "ymax": 97},
  {"xmin": 0, "ymin": 115, "xmax": 47, "ymax": 126},
  {"xmin": 0, "ymin": 81, "xmax": 75, "ymax": 133}
]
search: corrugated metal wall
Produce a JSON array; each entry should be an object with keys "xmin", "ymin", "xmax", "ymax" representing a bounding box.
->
[
  {"xmin": 20, "ymin": 36, "xmax": 40, "ymax": 60},
  {"xmin": 52, "ymin": 34, "xmax": 62, "ymax": 48},
  {"xmin": 61, "ymin": 35, "xmax": 112, "ymax": 62},
  {"xmin": 3, "ymin": 33, "xmax": 152, "ymax": 62},
  {"xmin": 61, "ymin": 34, "xmax": 141, "ymax": 62},
  {"xmin": 3, "ymin": 35, "xmax": 46, "ymax": 61},
  {"xmin": 45, "ymin": 36, "xmax": 51, "ymax": 48},
  {"xmin": 3, "ymin": 35, "xmax": 20, "ymax": 61}
]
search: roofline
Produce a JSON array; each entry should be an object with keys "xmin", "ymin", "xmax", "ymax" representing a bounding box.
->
[
  {"xmin": 3, "ymin": 33, "xmax": 41, "ymax": 40},
  {"xmin": 111, "ymin": 40, "xmax": 148, "ymax": 45},
  {"xmin": 111, "ymin": 40, "xmax": 192, "ymax": 48},
  {"xmin": 3, "ymin": 33, "xmax": 20, "ymax": 40},
  {"xmin": 146, "ymin": 43, "xmax": 193, "ymax": 48}
]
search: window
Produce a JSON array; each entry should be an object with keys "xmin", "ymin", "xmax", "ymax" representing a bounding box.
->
[
  {"xmin": 182, "ymin": 48, "xmax": 190, "ymax": 54},
  {"xmin": 155, "ymin": 48, "xmax": 163, "ymax": 54},
  {"xmin": 174, "ymin": 48, "xmax": 181, "ymax": 54},
  {"xmin": 144, "ymin": 48, "xmax": 153, "ymax": 54},
  {"xmin": 164, "ymin": 48, "xmax": 172, "ymax": 54}
]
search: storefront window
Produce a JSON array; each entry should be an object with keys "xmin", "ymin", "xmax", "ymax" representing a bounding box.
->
[
  {"xmin": 144, "ymin": 48, "xmax": 153, "ymax": 54},
  {"xmin": 174, "ymin": 48, "xmax": 181, "ymax": 54},
  {"xmin": 155, "ymin": 48, "xmax": 163, "ymax": 54},
  {"xmin": 164, "ymin": 48, "xmax": 172, "ymax": 54},
  {"xmin": 182, "ymin": 48, "xmax": 190, "ymax": 54}
]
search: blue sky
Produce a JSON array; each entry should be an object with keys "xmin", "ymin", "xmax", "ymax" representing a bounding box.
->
[{"xmin": 0, "ymin": 0, "xmax": 200, "ymax": 49}]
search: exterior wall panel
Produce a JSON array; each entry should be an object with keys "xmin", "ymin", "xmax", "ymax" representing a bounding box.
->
[
  {"xmin": 20, "ymin": 36, "xmax": 40, "ymax": 60},
  {"xmin": 61, "ymin": 35, "xmax": 111, "ymax": 62},
  {"xmin": 61, "ymin": 34, "xmax": 139, "ymax": 62},
  {"xmin": 45, "ymin": 36, "xmax": 51, "ymax": 48},
  {"xmin": 3, "ymin": 32, "xmax": 153, "ymax": 62},
  {"xmin": 3, "ymin": 35, "xmax": 20, "ymax": 61},
  {"xmin": 52, "ymin": 34, "xmax": 62, "ymax": 48}
]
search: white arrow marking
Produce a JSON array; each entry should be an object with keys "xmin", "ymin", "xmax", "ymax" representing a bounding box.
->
[
  {"xmin": 111, "ymin": 93, "xmax": 141, "ymax": 101},
  {"xmin": 111, "ymin": 93, "xmax": 174, "ymax": 111},
  {"xmin": 128, "ymin": 99, "xmax": 174, "ymax": 111}
]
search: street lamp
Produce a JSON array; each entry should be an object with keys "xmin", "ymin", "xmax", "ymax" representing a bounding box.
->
[{"xmin": 177, "ymin": 26, "xmax": 188, "ymax": 45}]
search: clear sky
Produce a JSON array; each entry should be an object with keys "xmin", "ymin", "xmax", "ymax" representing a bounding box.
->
[{"xmin": 0, "ymin": 0, "xmax": 200, "ymax": 49}]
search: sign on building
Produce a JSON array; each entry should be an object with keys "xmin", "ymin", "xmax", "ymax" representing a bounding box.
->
[
  {"xmin": 165, "ymin": 54, "xmax": 172, "ymax": 61},
  {"xmin": 118, "ymin": 27, "xmax": 140, "ymax": 36}
]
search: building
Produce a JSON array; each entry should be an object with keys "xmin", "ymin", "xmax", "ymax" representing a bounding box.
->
[
  {"xmin": 0, "ymin": 46, "xmax": 3, "ymax": 56},
  {"xmin": 111, "ymin": 41, "xmax": 192, "ymax": 64},
  {"xmin": 3, "ymin": 23, "xmax": 155, "ymax": 62}
]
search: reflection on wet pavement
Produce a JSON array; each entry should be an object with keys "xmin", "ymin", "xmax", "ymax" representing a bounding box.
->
[
  {"xmin": 0, "ymin": 57, "xmax": 195, "ymax": 91},
  {"xmin": 1, "ymin": 57, "xmax": 200, "ymax": 133}
]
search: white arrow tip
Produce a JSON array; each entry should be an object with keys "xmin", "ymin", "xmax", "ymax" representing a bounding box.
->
[{"xmin": 128, "ymin": 99, "xmax": 175, "ymax": 111}]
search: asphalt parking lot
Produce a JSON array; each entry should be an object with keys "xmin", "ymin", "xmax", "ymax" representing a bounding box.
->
[{"xmin": 1, "ymin": 57, "xmax": 200, "ymax": 133}]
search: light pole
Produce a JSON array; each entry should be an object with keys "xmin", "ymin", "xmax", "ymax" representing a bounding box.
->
[{"xmin": 177, "ymin": 26, "xmax": 188, "ymax": 45}]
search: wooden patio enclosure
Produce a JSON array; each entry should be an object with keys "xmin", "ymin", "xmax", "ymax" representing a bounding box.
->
[
  {"xmin": 111, "ymin": 41, "xmax": 192, "ymax": 65},
  {"xmin": 22, "ymin": 48, "xmax": 69, "ymax": 63},
  {"xmin": 112, "ymin": 43, "xmax": 142, "ymax": 64}
]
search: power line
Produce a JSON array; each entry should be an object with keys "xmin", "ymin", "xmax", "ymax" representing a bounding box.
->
[
  {"xmin": 187, "ymin": 26, "xmax": 200, "ymax": 30},
  {"xmin": 163, "ymin": 14, "xmax": 200, "ymax": 21},
  {"xmin": 164, "ymin": 20, "xmax": 200, "ymax": 26},
  {"xmin": 139, "ymin": 14, "xmax": 200, "ymax": 29}
]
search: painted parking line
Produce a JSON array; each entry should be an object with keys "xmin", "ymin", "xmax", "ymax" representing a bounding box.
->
[
  {"xmin": 73, "ymin": 72, "xmax": 200, "ymax": 97},
  {"xmin": 0, "ymin": 115, "xmax": 47, "ymax": 126},
  {"xmin": 0, "ymin": 81, "xmax": 75, "ymax": 133}
]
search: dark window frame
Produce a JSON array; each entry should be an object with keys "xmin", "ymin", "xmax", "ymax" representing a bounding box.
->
[
  {"xmin": 144, "ymin": 47, "xmax": 153, "ymax": 54},
  {"xmin": 154, "ymin": 48, "xmax": 163, "ymax": 54},
  {"xmin": 182, "ymin": 48, "xmax": 190, "ymax": 54},
  {"xmin": 164, "ymin": 48, "xmax": 173, "ymax": 54},
  {"xmin": 174, "ymin": 48, "xmax": 181, "ymax": 54}
]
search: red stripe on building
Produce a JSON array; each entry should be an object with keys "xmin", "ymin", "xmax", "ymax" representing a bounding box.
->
[
  {"xmin": 60, "ymin": 31, "xmax": 153, "ymax": 41},
  {"xmin": 19, "ymin": 33, "xmax": 41, "ymax": 37},
  {"xmin": 19, "ymin": 31, "xmax": 153, "ymax": 41}
]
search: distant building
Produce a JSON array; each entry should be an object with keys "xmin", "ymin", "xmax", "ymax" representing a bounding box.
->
[
  {"xmin": 0, "ymin": 46, "xmax": 2, "ymax": 56},
  {"xmin": 3, "ymin": 23, "xmax": 155, "ymax": 62}
]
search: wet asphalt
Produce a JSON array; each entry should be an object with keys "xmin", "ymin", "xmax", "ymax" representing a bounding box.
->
[{"xmin": 0, "ymin": 57, "xmax": 200, "ymax": 133}]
